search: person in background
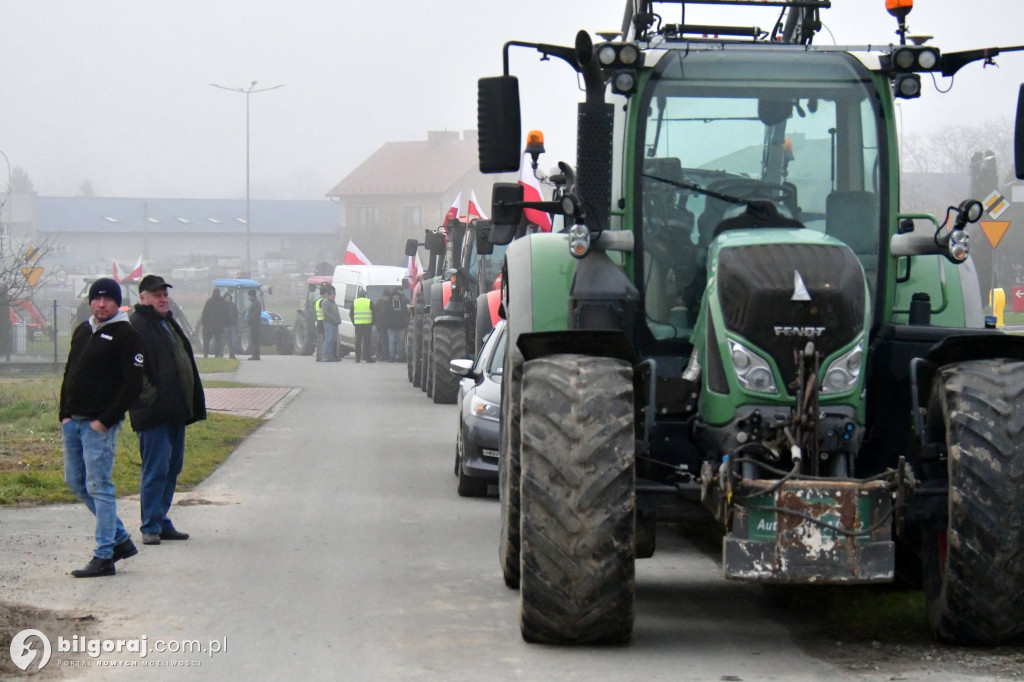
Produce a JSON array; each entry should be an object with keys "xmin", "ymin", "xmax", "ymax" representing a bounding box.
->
[
  {"xmin": 351, "ymin": 287, "xmax": 374, "ymax": 363},
  {"xmin": 372, "ymin": 288, "xmax": 391, "ymax": 361},
  {"xmin": 129, "ymin": 274, "xmax": 206, "ymax": 546},
  {"xmin": 60, "ymin": 277, "xmax": 144, "ymax": 577},
  {"xmin": 314, "ymin": 285, "xmax": 327, "ymax": 362},
  {"xmin": 221, "ymin": 293, "xmax": 237, "ymax": 359},
  {"xmin": 386, "ymin": 288, "xmax": 408, "ymax": 362},
  {"xmin": 199, "ymin": 288, "xmax": 224, "ymax": 358},
  {"xmin": 246, "ymin": 289, "xmax": 262, "ymax": 361},
  {"xmin": 320, "ymin": 286, "xmax": 342, "ymax": 362}
]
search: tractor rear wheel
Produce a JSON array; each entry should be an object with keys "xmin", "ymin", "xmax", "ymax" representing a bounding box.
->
[
  {"xmin": 499, "ymin": 346, "xmax": 523, "ymax": 589},
  {"xmin": 432, "ymin": 324, "xmax": 465, "ymax": 405},
  {"xmin": 923, "ymin": 358, "xmax": 1024, "ymax": 645},
  {"xmin": 293, "ymin": 314, "xmax": 313, "ymax": 355},
  {"xmin": 519, "ymin": 354, "xmax": 636, "ymax": 644}
]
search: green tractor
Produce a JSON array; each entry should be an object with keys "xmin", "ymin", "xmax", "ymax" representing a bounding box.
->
[{"xmin": 478, "ymin": 0, "xmax": 1024, "ymax": 646}]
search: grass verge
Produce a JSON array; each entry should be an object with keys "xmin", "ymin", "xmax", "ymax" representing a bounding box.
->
[{"xmin": 0, "ymin": 373, "xmax": 261, "ymax": 505}]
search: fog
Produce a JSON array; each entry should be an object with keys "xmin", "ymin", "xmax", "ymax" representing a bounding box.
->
[{"xmin": 1, "ymin": 0, "xmax": 1022, "ymax": 200}]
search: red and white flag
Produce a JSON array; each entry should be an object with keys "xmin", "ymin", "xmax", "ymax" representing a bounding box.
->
[
  {"xmin": 444, "ymin": 192, "xmax": 462, "ymax": 223},
  {"xmin": 467, "ymin": 190, "xmax": 488, "ymax": 221},
  {"xmin": 125, "ymin": 255, "xmax": 143, "ymax": 282},
  {"xmin": 112, "ymin": 259, "xmax": 122, "ymax": 284},
  {"xmin": 405, "ymin": 253, "xmax": 423, "ymax": 294},
  {"xmin": 518, "ymin": 154, "xmax": 551, "ymax": 232},
  {"xmin": 343, "ymin": 239, "xmax": 372, "ymax": 266}
]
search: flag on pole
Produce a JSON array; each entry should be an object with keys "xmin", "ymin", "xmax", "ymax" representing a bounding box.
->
[
  {"xmin": 343, "ymin": 240, "xmax": 372, "ymax": 266},
  {"xmin": 444, "ymin": 192, "xmax": 462, "ymax": 223},
  {"xmin": 518, "ymin": 154, "xmax": 551, "ymax": 232},
  {"xmin": 405, "ymin": 253, "xmax": 423, "ymax": 294},
  {"xmin": 467, "ymin": 190, "xmax": 488, "ymax": 221},
  {"xmin": 112, "ymin": 259, "xmax": 122, "ymax": 284},
  {"xmin": 125, "ymin": 255, "xmax": 143, "ymax": 282}
]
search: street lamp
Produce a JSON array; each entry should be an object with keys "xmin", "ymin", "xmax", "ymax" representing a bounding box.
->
[{"xmin": 210, "ymin": 80, "xmax": 285, "ymax": 277}]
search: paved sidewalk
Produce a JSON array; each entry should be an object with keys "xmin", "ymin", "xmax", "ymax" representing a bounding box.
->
[{"xmin": 203, "ymin": 386, "xmax": 298, "ymax": 419}]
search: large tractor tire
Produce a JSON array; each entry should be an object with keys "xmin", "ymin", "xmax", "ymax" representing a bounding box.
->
[
  {"xmin": 432, "ymin": 323, "xmax": 465, "ymax": 405},
  {"xmin": 922, "ymin": 358, "xmax": 1024, "ymax": 645},
  {"xmin": 293, "ymin": 314, "xmax": 314, "ymax": 355},
  {"xmin": 518, "ymin": 354, "xmax": 636, "ymax": 645},
  {"xmin": 499, "ymin": 346, "xmax": 524, "ymax": 589},
  {"xmin": 410, "ymin": 317, "xmax": 423, "ymax": 387},
  {"xmin": 420, "ymin": 317, "xmax": 431, "ymax": 394},
  {"xmin": 276, "ymin": 328, "xmax": 294, "ymax": 356}
]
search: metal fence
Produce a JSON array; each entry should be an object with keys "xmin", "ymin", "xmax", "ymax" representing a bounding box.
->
[{"xmin": 2, "ymin": 293, "xmax": 84, "ymax": 369}]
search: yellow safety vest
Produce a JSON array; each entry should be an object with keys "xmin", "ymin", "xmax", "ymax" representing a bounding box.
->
[
  {"xmin": 353, "ymin": 297, "xmax": 373, "ymax": 325},
  {"xmin": 315, "ymin": 297, "xmax": 324, "ymax": 321}
]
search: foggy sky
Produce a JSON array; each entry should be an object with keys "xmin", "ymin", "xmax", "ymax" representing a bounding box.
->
[{"xmin": 1, "ymin": 0, "xmax": 1021, "ymax": 201}]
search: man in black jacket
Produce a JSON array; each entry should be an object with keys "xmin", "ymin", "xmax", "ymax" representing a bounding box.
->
[
  {"xmin": 129, "ymin": 275, "xmax": 207, "ymax": 546},
  {"xmin": 60, "ymin": 277, "xmax": 145, "ymax": 577},
  {"xmin": 246, "ymin": 289, "xmax": 262, "ymax": 360}
]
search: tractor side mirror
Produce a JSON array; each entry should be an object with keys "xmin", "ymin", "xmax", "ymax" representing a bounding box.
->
[
  {"xmin": 478, "ymin": 76, "xmax": 522, "ymax": 174},
  {"xmin": 426, "ymin": 231, "xmax": 446, "ymax": 257},
  {"xmin": 1015, "ymin": 84, "xmax": 1024, "ymax": 180},
  {"xmin": 490, "ymin": 182, "xmax": 524, "ymax": 229},
  {"xmin": 405, "ymin": 238, "xmax": 419, "ymax": 258}
]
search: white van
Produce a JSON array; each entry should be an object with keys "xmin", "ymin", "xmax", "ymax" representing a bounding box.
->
[{"xmin": 331, "ymin": 264, "xmax": 408, "ymax": 356}]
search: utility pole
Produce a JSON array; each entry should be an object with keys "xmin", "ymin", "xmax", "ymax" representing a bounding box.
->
[{"xmin": 210, "ymin": 81, "xmax": 285, "ymax": 277}]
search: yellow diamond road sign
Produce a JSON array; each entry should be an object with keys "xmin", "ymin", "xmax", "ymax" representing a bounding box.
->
[{"xmin": 984, "ymin": 189, "xmax": 1010, "ymax": 219}]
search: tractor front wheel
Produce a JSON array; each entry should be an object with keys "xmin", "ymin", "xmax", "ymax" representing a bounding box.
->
[
  {"xmin": 519, "ymin": 354, "xmax": 636, "ymax": 644},
  {"xmin": 923, "ymin": 358, "xmax": 1024, "ymax": 645},
  {"xmin": 432, "ymin": 324, "xmax": 465, "ymax": 405}
]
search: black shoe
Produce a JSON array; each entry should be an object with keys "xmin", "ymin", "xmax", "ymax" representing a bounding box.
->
[
  {"xmin": 249, "ymin": 356, "xmax": 261, "ymax": 361},
  {"xmin": 72, "ymin": 556, "xmax": 115, "ymax": 578},
  {"xmin": 159, "ymin": 528, "xmax": 190, "ymax": 541},
  {"xmin": 142, "ymin": 533, "xmax": 161, "ymax": 545},
  {"xmin": 112, "ymin": 538, "xmax": 138, "ymax": 562}
]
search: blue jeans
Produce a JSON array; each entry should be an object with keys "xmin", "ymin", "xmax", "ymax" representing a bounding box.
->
[
  {"xmin": 388, "ymin": 328, "xmax": 405, "ymax": 361},
  {"xmin": 62, "ymin": 419, "xmax": 130, "ymax": 559},
  {"xmin": 138, "ymin": 422, "xmax": 186, "ymax": 535},
  {"xmin": 322, "ymin": 323, "xmax": 338, "ymax": 361}
]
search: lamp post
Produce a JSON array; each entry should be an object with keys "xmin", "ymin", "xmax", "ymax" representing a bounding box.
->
[{"xmin": 210, "ymin": 80, "xmax": 285, "ymax": 277}]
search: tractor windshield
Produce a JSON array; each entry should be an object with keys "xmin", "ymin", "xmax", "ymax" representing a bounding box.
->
[{"xmin": 636, "ymin": 50, "xmax": 885, "ymax": 341}]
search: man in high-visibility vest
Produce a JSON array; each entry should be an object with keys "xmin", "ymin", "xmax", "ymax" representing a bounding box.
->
[
  {"xmin": 314, "ymin": 285, "xmax": 326, "ymax": 362},
  {"xmin": 350, "ymin": 287, "xmax": 374, "ymax": 363}
]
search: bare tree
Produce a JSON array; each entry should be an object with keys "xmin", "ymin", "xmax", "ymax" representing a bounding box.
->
[
  {"xmin": 77, "ymin": 180, "xmax": 96, "ymax": 197},
  {"xmin": 0, "ymin": 234, "xmax": 57, "ymax": 306},
  {"xmin": 900, "ymin": 118, "xmax": 1013, "ymax": 180},
  {"xmin": 9, "ymin": 166, "xmax": 35, "ymax": 193}
]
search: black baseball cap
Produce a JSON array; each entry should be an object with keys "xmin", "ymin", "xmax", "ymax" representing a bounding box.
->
[{"xmin": 138, "ymin": 274, "xmax": 173, "ymax": 293}]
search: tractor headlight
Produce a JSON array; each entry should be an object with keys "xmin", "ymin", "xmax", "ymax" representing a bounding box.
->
[
  {"xmin": 728, "ymin": 340, "xmax": 778, "ymax": 395},
  {"xmin": 470, "ymin": 394, "xmax": 500, "ymax": 422},
  {"xmin": 820, "ymin": 338, "xmax": 864, "ymax": 395}
]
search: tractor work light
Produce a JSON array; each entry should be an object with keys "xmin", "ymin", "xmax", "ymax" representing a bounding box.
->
[
  {"xmin": 891, "ymin": 46, "xmax": 940, "ymax": 71},
  {"xmin": 568, "ymin": 223, "xmax": 591, "ymax": 258},
  {"xmin": 948, "ymin": 230, "xmax": 970, "ymax": 262},
  {"xmin": 611, "ymin": 71, "xmax": 637, "ymax": 95},
  {"xmin": 594, "ymin": 42, "xmax": 642, "ymax": 69},
  {"xmin": 894, "ymin": 72, "xmax": 922, "ymax": 99}
]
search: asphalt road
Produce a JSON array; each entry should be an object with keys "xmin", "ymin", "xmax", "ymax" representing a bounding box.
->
[{"xmin": 1, "ymin": 355, "xmax": 1010, "ymax": 680}]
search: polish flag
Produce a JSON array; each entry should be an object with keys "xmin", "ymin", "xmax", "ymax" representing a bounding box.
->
[
  {"xmin": 518, "ymin": 154, "xmax": 551, "ymax": 232},
  {"xmin": 112, "ymin": 259, "xmax": 122, "ymax": 283},
  {"xmin": 444, "ymin": 192, "xmax": 462, "ymax": 223},
  {"xmin": 405, "ymin": 253, "xmax": 423, "ymax": 294},
  {"xmin": 343, "ymin": 240, "xmax": 372, "ymax": 266},
  {"xmin": 467, "ymin": 190, "xmax": 488, "ymax": 221},
  {"xmin": 124, "ymin": 256, "xmax": 143, "ymax": 282}
]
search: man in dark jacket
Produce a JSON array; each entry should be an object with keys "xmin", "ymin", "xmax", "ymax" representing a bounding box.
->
[
  {"xmin": 199, "ymin": 288, "xmax": 225, "ymax": 358},
  {"xmin": 129, "ymin": 275, "xmax": 207, "ymax": 546},
  {"xmin": 320, "ymin": 286, "xmax": 342, "ymax": 362},
  {"xmin": 60, "ymin": 277, "xmax": 145, "ymax": 577},
  {"xmin": 246, "ymin": 289, "xmax": 262, "ymax": 360}
]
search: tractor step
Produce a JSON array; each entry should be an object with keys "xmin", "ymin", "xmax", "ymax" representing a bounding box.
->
[{"xmin": 723, "ymin": 479, "xmax": 894, "ymax": 584}]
